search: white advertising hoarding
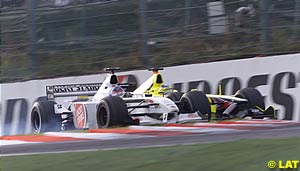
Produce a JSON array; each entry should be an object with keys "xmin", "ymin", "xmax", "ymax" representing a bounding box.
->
[{"xmin": 1, "ymin": 53, "xmax": 300, "ymax": 135}]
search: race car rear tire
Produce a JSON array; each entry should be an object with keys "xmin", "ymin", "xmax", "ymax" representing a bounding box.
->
[
  {"xmin": 166, "ymin": 92, "xmax": 183, "ymax": 101},
  {"xmin": 97, "ymin": 96, "xmax": 133, "ymax": 128},
  {"xmin": 235, "ymin": 88, "xmax": 265, "ymax": 109},
  {"xmin": 31, "ymin": 101, "xmax": 61, "ymax": 133},
  {"xmin": 180, "ymin": 91, "xmax": 211, "ymax": 120}
]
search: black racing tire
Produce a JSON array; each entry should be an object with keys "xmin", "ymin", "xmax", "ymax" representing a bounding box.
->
[
  {"xmin": 180, "ymin": 91, "xmax": 211, "ymax": 120},
  {"xmin": 97, "ymin": 96, "xmax": 133, "ymax": 128},
  {"xmin": 166, "ymin": 92, "xmax": 183, "ymax": 101},
  {"xmin": 235, "ymin": 88, "xmax": 265, "ymax": 109},
  {"xmin": 31, "ymin": 101, "xmax": 61, "ymax": 133}
]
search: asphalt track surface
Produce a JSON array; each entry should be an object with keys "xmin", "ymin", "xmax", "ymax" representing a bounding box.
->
[{"xmin": 1, "ymin": 125, "xmax": 300, "ymax": 156}]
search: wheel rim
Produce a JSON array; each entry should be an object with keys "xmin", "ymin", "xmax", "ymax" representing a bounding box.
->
[
  {"xmin": 99, "ymin": 107, "xmax": 108, "ymax": 127},
  {"xmin": 32, "ymin": 111, "xmax": 41, "ymax": 133},
  {"xmin": 181, "ymin": 98, "xmax": 192, "ymax": 112}
]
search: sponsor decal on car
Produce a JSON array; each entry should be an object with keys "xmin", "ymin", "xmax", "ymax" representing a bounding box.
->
[
  {"xmin": 74, "ymin": 104, "xmax": 87, "ymax": 129},
  {"xmin": 188, "ymin": 113, "xmax": 198, "ymax": 118}
]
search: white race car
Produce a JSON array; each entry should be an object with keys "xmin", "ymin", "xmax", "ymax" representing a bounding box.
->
[{"xmin": 31, "ymin": 68, "xmax": 211, "ymax": 133}]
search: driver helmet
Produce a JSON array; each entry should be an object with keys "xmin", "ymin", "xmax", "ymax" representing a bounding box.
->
[{"xmin": 110, "ymin": 85, "xmax": 125, "ymax": 97}]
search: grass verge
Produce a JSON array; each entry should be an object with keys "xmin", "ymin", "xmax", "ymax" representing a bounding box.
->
[{"xmin": 1, "ymin": 138, "xmax": 300, "ymax": 171}]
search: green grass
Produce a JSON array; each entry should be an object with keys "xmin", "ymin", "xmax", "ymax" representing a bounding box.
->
[{"xmin": 1, "ymin": 138, "xmax": 300, "ymax": 171}]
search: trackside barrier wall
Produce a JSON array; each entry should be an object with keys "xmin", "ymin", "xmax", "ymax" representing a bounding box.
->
[{"xmin": 0, "ymin": 53, "xmax": 300, "ymax": 135}]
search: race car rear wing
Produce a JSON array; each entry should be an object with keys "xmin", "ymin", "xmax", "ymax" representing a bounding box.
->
[{"xmin": 46, "ymin": 83, "xmax": 101, "ymax": 100}]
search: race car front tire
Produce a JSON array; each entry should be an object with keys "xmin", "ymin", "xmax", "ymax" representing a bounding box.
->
[
  {"xmin": 235, "ymin": 88, "xmax": 266, "ymax": 119},
  {"xmin": 97, "ymin": 96, "xmax": 134, "ymax": 128},
  {"xmin": 180, "ymin": 91, "xmax": 211, "ymax": 120},
  {"xmin": 31, "ymin": 101, "xmax": 62, "ymax": 133},
  {"xmin": 235, "ymin": 88, "xmax": 265, "ymax": 109}
]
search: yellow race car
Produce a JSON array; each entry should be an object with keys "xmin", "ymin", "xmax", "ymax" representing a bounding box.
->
[{"xmin": 133, "ymin": 67, "xmax": 276, "ymax": 121}]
